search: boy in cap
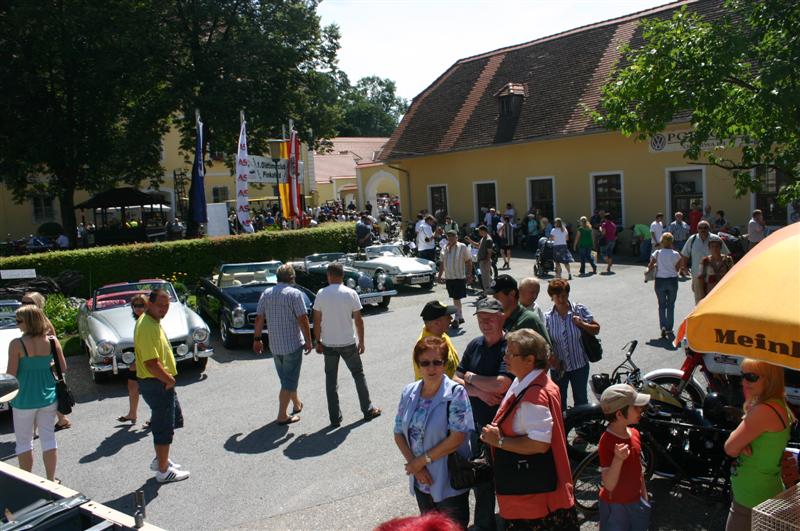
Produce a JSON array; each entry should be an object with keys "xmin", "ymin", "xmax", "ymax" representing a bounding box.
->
[
  {"xmin": 598, "ymin": 384, "xmax": 651, "ymax": 531},
  {"xmin": 414, "ymin": 301, "xmax": 461, "ymax": 379}
]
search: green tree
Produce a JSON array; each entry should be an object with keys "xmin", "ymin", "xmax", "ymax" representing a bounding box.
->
[
  {"xmin": 0, "ymin": 0, "xmax": 173, "ymax": 243},
  {"xmin": 595, "ymin": 0, "xmax": 800, "ymax": 203},
  {"xmin": 338, "ymin": 75, "xmax": 408, "ymax": 137}
]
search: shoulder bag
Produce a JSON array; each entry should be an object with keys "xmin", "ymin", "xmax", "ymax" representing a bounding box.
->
[
  {"xmin": 50, "ymin": 338, "xmax": 75, "ymax": 415},
  {"xmin": 492, "ymin": 382, "xmax": 559, "ymax": 495},
  {"xmin": 446, "ymin": 388, "xmax": 493, "ymax": 490},
  {"xmin": 575, "ymin": 305, "xmax": 602, "ymax": 363},
  {"xmin": 644, "ymin": 250, "xmax": 659, "ymax": 283}
]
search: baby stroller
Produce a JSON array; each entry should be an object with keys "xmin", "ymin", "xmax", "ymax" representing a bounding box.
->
[{"xmin": 533, "ymin": 237, "xmax": 555, "ymax": 277}]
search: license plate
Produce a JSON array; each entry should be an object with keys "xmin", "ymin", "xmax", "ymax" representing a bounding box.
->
[
  {"xmin": 362, "ymin": 296, "xmax": 382, "ymax": 305},
  {"xmin": 411, "ymin": 275, "xmax": 429, "ymax": 284},
  {"xmin": 0, "ymin": 402, "xmax": 8, "ymax": 411}
]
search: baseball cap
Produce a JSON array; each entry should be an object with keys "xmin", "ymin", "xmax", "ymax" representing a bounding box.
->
[
  {"xmin": 446, "ymin": 229, "xmax": 458, "ymax": 236},
  {"xmin": 487, "ymin": 274, "xmax": 517, "ymax": 295},
  {"xmin": 474, "ymin": 298, "xmax": 504, "ymax": 315},
  {"xmin": 600, "ymin": 384, "xmax": 651, "ymax": 415},
  {"xmin": 420, "ymin": 300, "xmax": 457, "ymax": 321}
]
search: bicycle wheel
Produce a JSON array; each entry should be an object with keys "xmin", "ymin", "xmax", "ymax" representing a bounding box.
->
[
  {"xmin": 563, "ymin": 414, "xmax": 605, "ymax": 462},
  {"xmin": 572, "ymin": 450, "xmax": 602, "ymax": 515}
]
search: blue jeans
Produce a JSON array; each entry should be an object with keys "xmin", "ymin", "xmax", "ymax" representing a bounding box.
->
[
  {"xmin": 414, "ymin": 488, "xmax": 469, "ymax": 529},
  {"xmin": 274, "ymin": 348, "xmax": 303, "ymax": 391},
  {"xmin": 654, "ymin": 277, "xmax": 679, "ymax": 331},
  {"xmin": 138, "ymin": 378, "xmax": 184, "ymax": 445},
  {"xmin": 552, "ymin": 364, "xmax": 590, "ymax": 412},
  {"xmin": 599, "ymin": 240, "xmax": 616, "ymax": 261},
  {"xmin": 599, "ymin": 499, "xmax": 651, "ymax": 531},
  {"xmin": 640, "ymin": 240, "xmax": 652, "ymax": 263},
  {"xmin": 323, "ymin": 344, "xmax": 373, "ymax": 423},
  {"xmin": 577, "ymin": 247, "xmax": 595, "ymax": 272}
]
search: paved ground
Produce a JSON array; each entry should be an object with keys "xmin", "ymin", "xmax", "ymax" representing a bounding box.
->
[{"xmin": 0, "ymin": 251, "xmax": 730, "ymax": 530}]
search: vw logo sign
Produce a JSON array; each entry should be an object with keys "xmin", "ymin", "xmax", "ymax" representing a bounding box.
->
[{"xmin": 650, "ymin": 133, "xmax": 667, "ymax": 151}]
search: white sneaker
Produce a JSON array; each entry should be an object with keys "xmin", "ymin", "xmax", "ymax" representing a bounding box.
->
[
  {"xmin": 150, "ymin": 457, "xmax": 182, "ymax": 472},
  {"xmin": 155, "ymin": 466, "xmax": 190, "ymax": 483}
]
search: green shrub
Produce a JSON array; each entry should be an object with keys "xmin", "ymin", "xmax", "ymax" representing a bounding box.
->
[
  {"xmin": 62, "ymin": 335, "xmax": 83, "ymax": 358},
  {"xmin": 0, "ymin": 224, "xmax": 356, "ymax": 298},
  {"xmin": 45, "ymin": 294, "xmax": 80, "ymax": 336}
]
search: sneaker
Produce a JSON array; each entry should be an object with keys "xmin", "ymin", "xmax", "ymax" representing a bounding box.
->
[
  {"xmin": 150, "ymin": 457, "xmax": 182, "ymax": 472},
  {"xmin": 155, "ymin": 466, "xmax": 190, "ymax": 483}
]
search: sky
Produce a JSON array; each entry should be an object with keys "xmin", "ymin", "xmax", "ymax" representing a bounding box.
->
[{"xmin": 318, "ymin": 0, "xmax": 674, "ymax": 101}]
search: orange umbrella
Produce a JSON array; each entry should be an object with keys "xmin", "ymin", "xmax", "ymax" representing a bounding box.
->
[{"xmin": 675, "ymin": 223, "xmax": 800, "ymax": 370}]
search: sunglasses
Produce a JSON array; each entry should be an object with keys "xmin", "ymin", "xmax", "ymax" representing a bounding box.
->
[
  {"xmin": 418, "ymin": 359, "xmax": 445, "ymax": 368},
  {"xmin": 742, "ymin": 372, "xmax": 760, "ymax": 383}
]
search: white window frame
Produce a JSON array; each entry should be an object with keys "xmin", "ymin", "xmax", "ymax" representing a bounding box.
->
[
  {"xmin": 472, "ymin": 180, "xmax": 498, "ymax": 224},
  {"xmin": 427, "ymin": 184, "xmax": 450, "ymax": 217},
  {"xmin": 589, "ymin": 171, "xmax": 625, "ymax": 226},
  {"xmin": 664, "ymin": 165, "xmax": 706, "ymax": 216},
  {"xmin": 32, "ymin": 195, "xmax": 56, "ymax": 224},
  {"xmin": 525, "ymin": 176, "xmax": 556, "ymax": 220}
]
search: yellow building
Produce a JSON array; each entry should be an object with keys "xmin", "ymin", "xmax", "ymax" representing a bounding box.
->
[
  {"xmin": 313, "ymin": 137, "xmax": 393, "ymax": 206},
  {"xmin": 360, "ymin": 0, "xmax": 790, "ymax": 241}
]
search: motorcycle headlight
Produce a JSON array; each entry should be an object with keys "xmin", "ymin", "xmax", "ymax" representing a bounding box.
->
[
  {"xmin": 121, "ymin": 351, "xmax": 136, "ymax": 365},
  {"xmin": 346, "ymin": 278, "xmax": 357, "ymax": 289},
  {"xmin": 376, "ymin": 273, "xmax": 387, "ymax": 291},
  {"xmin": 176, "ymin": 344, "xmax": 189, "ymax": 356},
  {"xmin": 192, "ymin": 328, "xmax": 210, "ymax": 343},
  {"xmin": 232, "ymin": 307, "xmax": 246, "ymax": 328},
  {"xmin": 96, "ymin": 341, "xmax": 115, "ymax": 356}
]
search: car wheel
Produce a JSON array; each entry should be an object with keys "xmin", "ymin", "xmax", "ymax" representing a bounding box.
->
[
  {"xmin": 219, "ymin": 317, "xmax": 238, "ymax": 349},
  {"xmin": 421, "ymin": 279, "xmax": 435, "ymax": 290},
  {"xmin": 378, "ymin": 296, "xmax": 391, "ymax": 309}
]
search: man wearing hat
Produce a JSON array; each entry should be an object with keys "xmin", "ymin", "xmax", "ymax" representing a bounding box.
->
[
  {"xmin": 438, "ymin": 229, "xmax": 472, "ymax": 326},
  {"xmin": 598, "ymin": 384, "xmax": 651, "ymax": 531},
  {"xmin": 489, "ymin": 274, "xmax": 550, "ymax": 343},
  {"xmin": 454, "ymin": 298, "xmax": 513, "ymax": 531},
  {"xmin": 413, "ymin": 301, "xmax": 461, "ymax": 380}
]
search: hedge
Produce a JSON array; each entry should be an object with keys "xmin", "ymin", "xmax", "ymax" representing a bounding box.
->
[{"xmin": 0, "ymin": 223, "xmax": 357, "ymax": 297}]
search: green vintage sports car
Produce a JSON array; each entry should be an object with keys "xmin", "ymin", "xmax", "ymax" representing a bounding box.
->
[{"xmin": 290, "ymin": 253, "xmax": 397, "ymax": 308}]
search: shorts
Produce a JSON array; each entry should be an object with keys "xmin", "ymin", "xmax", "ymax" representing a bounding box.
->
[
  {"xmin": 126, "ymin": 368, "xmax": 138, "ymax": 381},
  {"xmin": 274, "ymin": 348, "xmax": 303, "ymax": 391},
  {"xmin": 445, "ymin": 278, "xmax": 467, "ymax": 300},
  {"xmin": 138, "ymin": 378, "xmax": 184, "ymax": 445},
  {"xmin": 600, "ymin": 240, "xmax": 616, "ymax": 260},
  {"xmin": 599, "ymin": 499, "xmax": 651, "ymax": 531}
]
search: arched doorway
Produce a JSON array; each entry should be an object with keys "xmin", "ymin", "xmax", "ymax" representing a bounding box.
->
[{"xmin": 363, "ymin": 170, "xmax": 400, "ymax": 212}]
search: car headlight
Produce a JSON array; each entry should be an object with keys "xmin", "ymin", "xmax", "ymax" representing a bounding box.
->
[
  {"xmin": 346, "ymin": 278, "xmax": 357, "ymax": 289},
  {"xmin": 192, "ymin": 328, "xmax": 210, "ymax": 343},
  {"xmin": 376, "ymin": 273, "xmax": 387, "ymax": 291},
  {"xmin": 176, "ymin": 344, "xmax": 189, "ymax": 356},
  {"xmin": 96, "ymin": 341, "xmax": 115, "ymax": 356},
  {"xmin": 121, "ymin": 351, "xmax": 136, "ymax": 365},
  {"xmin": 232, "ymin": 307, "xmax": 246, "ymax": 328}
]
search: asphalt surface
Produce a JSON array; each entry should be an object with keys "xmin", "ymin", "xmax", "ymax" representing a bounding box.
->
[{"xmin": 0, "ymin": 251, "xmax": 730, "ymax": 530}]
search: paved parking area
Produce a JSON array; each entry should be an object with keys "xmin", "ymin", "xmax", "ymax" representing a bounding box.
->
[{"xmin": 0, "ymin": 252, "xmax": 729, "ymax": 530}]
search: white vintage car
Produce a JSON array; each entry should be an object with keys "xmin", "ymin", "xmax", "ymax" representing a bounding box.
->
[
  {"xmin": 0, "ymin": 299, "xmax": 22, "ymax": 412},
  {"xmin": 344, "ymin": 244, "xmax": 437, "ymax": 289},
  {"xmin": 77, "ymin": 280, "xmax": 212, "ymax": 383}
]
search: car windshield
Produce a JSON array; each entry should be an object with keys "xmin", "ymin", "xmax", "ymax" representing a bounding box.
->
[
  {"xmin": 307, "ymin": 253, "xmax": 344, "ymax": 264},
  {"xmin": 91, "ymin": 282, "xmax": 177, "ymax": 310},
  {"xmin": 217, "ymin": 263, "xmax": 280, "ymax": 286},
  {"xmin": 365, "ymin": 245, "xmax": 404, "ymax": 259},
  {"xmin": 0, "ymin": 300, "xmax": 21, "ymax": 329}
]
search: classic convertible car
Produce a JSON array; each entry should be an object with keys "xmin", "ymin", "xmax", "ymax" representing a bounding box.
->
[
  {"xmin": 195, "ymin": 261, "xmax": 316, "ymax": 349},
  {"xmin": 77, "ymin": 280, "xmax": 213, "ymax": 382},
  {"xmin": 0, "ymin": 299, "xmax": 22, "ymax": 412},
  {"xmin": 291, "ymin": 253, "xmax": 397, "ymax": 308},
  {"xmin": 343, "ymin": 244, "xmax": 437, "ymax": 289}
]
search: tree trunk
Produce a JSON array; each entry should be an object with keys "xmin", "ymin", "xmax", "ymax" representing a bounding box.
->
[{"xmin": 59, "ymin": 187, "xmax": 77, "ymax": 248}]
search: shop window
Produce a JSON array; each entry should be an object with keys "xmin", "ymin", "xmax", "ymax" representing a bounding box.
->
[
  {"xmin": 474, "ymin": 182, "xmax": 497, "ymax": 223},
  {"xmin": 429, "ymin": 185, "xmax": 448, "ymax": 219},
  {"xmin": 212, "ymin": 186, "xmax": 229, "ymax": 203},
  {"xmin": 755, "ymin": 167, "xmax": 790, "ymax": 225},
  {"xmin": 32, "ymin": 196, "xmax": 55, "ymax": 223},
  {"xmin": 669, "ymin": 169, "xmax": 703, "ymax": 215},
  {"xmin": 592, "ymin": 173, "xmax": 623, "ymax": 225},
  {"xmin": 528, "ymin": 178, "xmax": 554, "ymax": 221}
]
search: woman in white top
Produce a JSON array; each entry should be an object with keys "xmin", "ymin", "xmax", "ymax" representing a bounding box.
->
[
  {"xmin": 645, "ymin": 232, "xmax": 682, "ymax": 338},
  {"xmin": 549, "ymin": 218, "xmax": 573, "ymax": 280}
]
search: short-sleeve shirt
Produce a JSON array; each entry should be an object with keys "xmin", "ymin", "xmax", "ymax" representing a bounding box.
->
[
  {"xmin": 477, "ymin": 236, "xmax": 493, "ymax": 260},
  {"xmin": 504, "ymin": 304, "xmax": 551, "ymax": 345},
  {"xmin": 668, "ymin": 220, "xmax": 690, "ymax": 242},
  {"xmin": 256, "ymin": 283, "xmax": 309, "ymax": 355},
  {"xmin": 652, "ymin": 249, "xmax": 682, "ymax": 279},
  {"xmin": 313, "ymin": 284, "xmax": 362, "ymax": 347},
  {"xmin": 441, "ymin": 242, "xmax": 471, "ymax": 279},
  {"xmin": 599, "ymin": 428, "xmax": 643, "ymax": 504},
  {"xmin": 457, "ymin": 337, "xmax": 511, "ymax": 427},
  {"xmin": 417, "ymin": 223, "xmax": 435, "ymax": 251},
  {"xmin": 600, "ymin": 220, "xmax": 617, "ymax": 241},
  {"xmin": 414, "ymin": 327, "xmax": 460, "ymax": 380},
  {"xmin": 748, "ymin": 219, "xmax": 765, "ymax": 243},
  {"xmin": 135, "ymin": 313, "xmax": 177, "ymax": 378},
  {"xmin": 650, "ymin": 221, "xmax": 664, "ymax": 244},
  {"xmin": 545, "ymin": 303, "xmax": 592, "ymax": 372},
  {"xmin": 681, "ymin": 234, "xmax": 730, "ymax": 277},
  {"xmin": 577, "ymin": 227, "xmax": 593, "ymax": 248},
  {"xmin": 550, "ymin": 227, "xmax": 568, "ymax": 246}
]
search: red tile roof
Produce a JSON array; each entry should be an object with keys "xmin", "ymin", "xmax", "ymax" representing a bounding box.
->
[
  {"xmin": 314, "ymin": 137, "xmax": 388, "ymax": 183},
  {"xmin": 379, "ymin": 0, "xmax": 724, "ymax": 161}
]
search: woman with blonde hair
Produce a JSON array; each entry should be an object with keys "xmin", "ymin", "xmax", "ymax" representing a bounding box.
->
[
  {"xmin": 6, "ymin": 305, "xmax": 67, "ymax": 481},
  {"xmin": 645, "ymin": 232, "xmax": 682, "ymax": 338},
  {"xmin": 724, "ymin": 359, "xmax": 794, "ymax": 531},
  {"xmin": 549, "ymin": 218, "xmax": 573, "ymax": 280}
]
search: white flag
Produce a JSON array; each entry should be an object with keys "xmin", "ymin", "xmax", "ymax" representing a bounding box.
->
[{"xmin": 235, "ymin": 120, "xmax": 254, "ymax": 233}]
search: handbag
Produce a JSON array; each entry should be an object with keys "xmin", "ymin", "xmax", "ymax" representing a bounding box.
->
[
  {"xmin": 446, "ymin": 397, "xmax": 493, "ymax": 490},
  {"xmin": 580, "ymin": 327, "xmax": 603, "ymax": 363},
  {"xmin": 50, "ymin": 338, "xmax": 75, "ymax": 415},
  {"xmin": 491, "ymin": 382, "xmax": 559, "ymax": 495},
  {"xmin": 644, "ymin": 249, "xmax": 659, "ymax": 283}
]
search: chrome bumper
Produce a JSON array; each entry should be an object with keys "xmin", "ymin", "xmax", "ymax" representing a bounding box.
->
[{"xmin": 90, "ymin": 347, "xmax": 214, "ymax": 374}]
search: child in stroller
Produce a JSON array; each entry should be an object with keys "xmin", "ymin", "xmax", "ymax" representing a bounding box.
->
[{"xmin": 533, "ymin": 237, "xmax": 555, "ymax": 277}]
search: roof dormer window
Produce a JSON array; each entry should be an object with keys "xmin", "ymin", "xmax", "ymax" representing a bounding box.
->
[{"xmin": 495, "ymin": 83, "xmax": 526, "ymax": 118}]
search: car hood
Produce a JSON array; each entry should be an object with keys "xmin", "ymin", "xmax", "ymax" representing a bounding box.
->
[
  {"xmin": 92, "ymin": 306, "xmax": 190, "ymax": 342},
  {"xmin": 222, "ymin": 285, "xmax": 269, "ymax": 304},
  {"xmin": 0, "ymin": 326, "xmax": 21, "ymax": 372},
  {"xmin": 369, "ymin": 256, "xmax": 433, "ymax": 273}
]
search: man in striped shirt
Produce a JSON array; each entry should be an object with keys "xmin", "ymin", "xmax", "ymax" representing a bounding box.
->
[{"xmin": 437, "ymin": 229, "xmax": 473, "ymax": 326}]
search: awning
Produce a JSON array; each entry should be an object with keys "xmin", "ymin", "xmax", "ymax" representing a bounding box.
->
[{"xmin": 74, "ymin": 188, "xmax": 169, "ymax": 209}]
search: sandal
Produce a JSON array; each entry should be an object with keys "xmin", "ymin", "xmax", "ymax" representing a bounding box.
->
[
  {"xmin": 277, "ymin": 415, "xmax": 301, "ymax": 425},
  {"xmin": 291, "ymin": 402, "xmax": 303, "ymax": 415},
  {"xmin": 117, "ymin": 416, "xmax": 137, "ymax": 423},
  {"xmin": 363, "ymin": 407, "xmax": 382, "ymax": 421},
  {"xmin": 54, "ymin": 421, "xmax": 72, "ymax": 432}
]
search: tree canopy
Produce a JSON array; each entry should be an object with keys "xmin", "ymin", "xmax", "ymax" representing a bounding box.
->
[
  {"xmin": 595, "ymin": 0, "xmax": 800, "ymax": 203},
  {"xmin": 337, "ymin": 75, "xmax": 408, "ymax": 137}
]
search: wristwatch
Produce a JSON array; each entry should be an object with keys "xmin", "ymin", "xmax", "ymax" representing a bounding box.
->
[
  {"xmin": 424, "ymin": 452, "xmax": 433, "ymax": 464},
  {"xmin": 498, "ymin": 436, "xmax": 505, "ymax": 448}
]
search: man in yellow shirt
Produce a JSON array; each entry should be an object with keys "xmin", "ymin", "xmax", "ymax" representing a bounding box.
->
[
  {"xmin": 135, "ymin": 289, "xmax": 189, "ymax": 483},
  {"xmin": 414, "ymin": 301, "xmax": 460, "ymax": 379}
]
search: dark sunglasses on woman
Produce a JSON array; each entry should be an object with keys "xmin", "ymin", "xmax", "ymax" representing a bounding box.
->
[
  {"xmin": 418, "ymin": 359, "xmax": 445, "ymax": 368},
  {"xmin": 741, "ymin": 372, "xmax": 760, "ymax": 383}
]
